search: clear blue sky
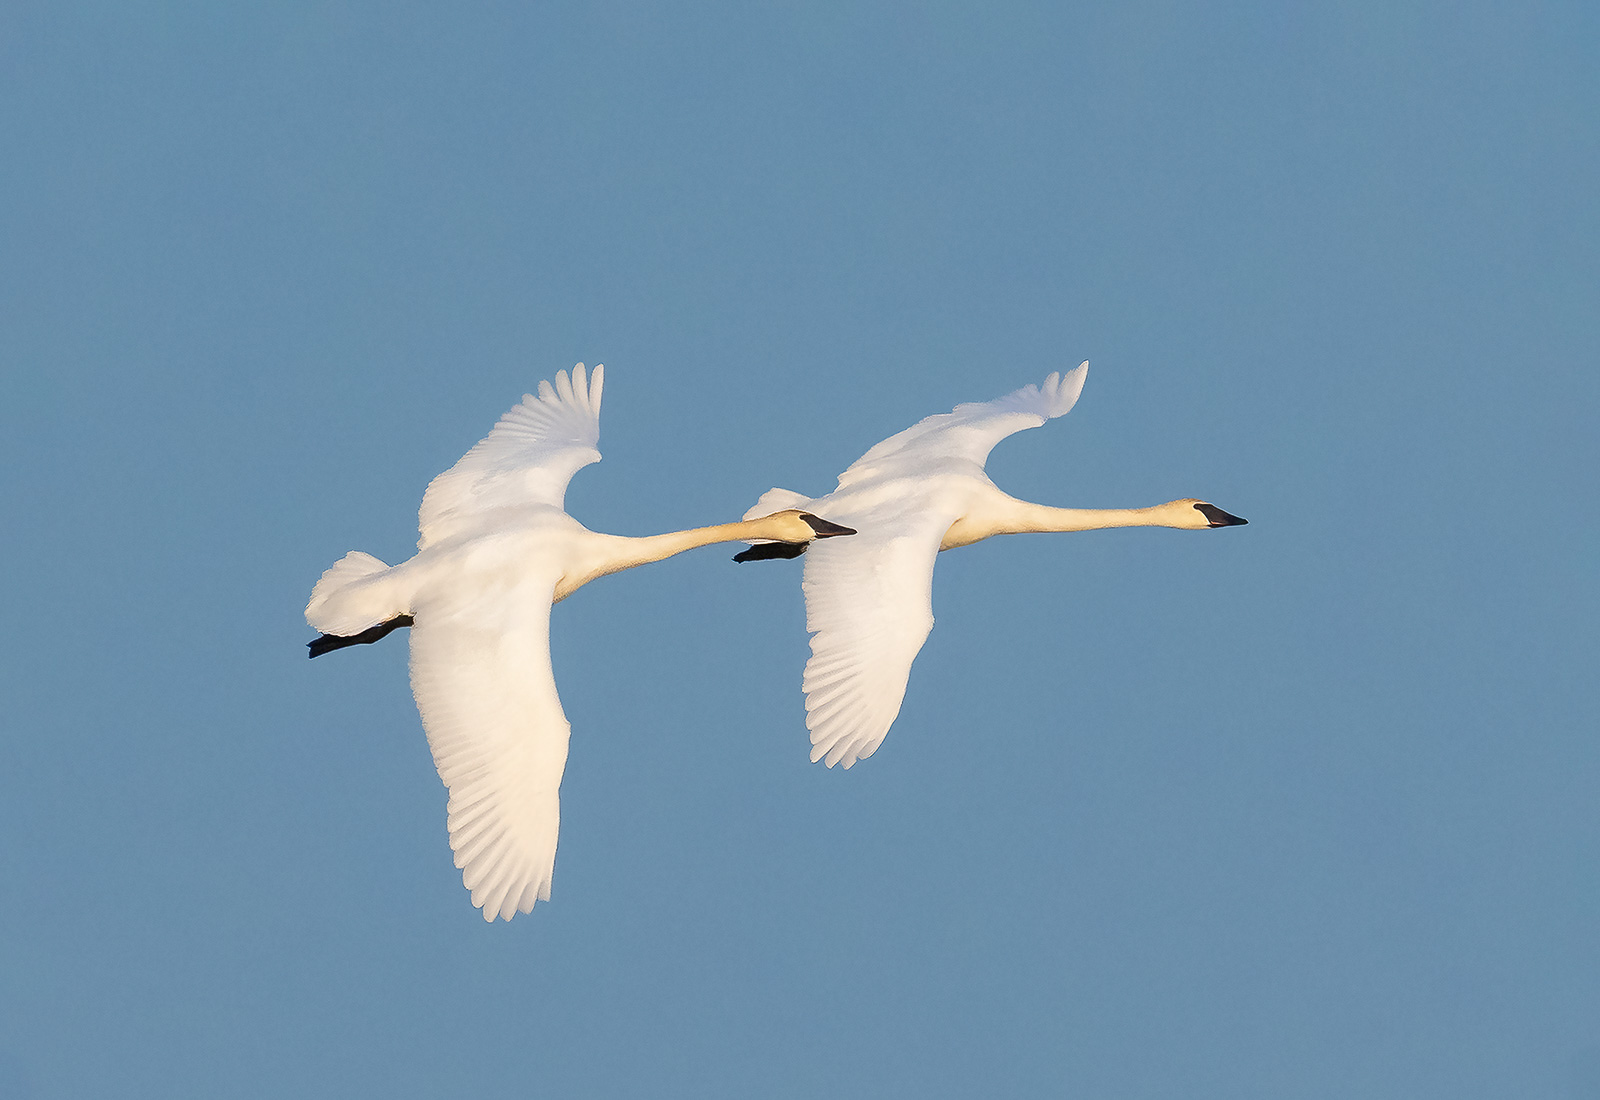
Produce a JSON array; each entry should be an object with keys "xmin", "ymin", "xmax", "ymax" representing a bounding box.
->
[{"xmin": 3, "ymin": 2, "xmax": 1597, "ymax": 1096}]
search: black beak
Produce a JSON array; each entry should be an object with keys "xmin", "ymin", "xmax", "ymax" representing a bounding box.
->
[
  {"xmin": 799, "ymin": 513, "xmax": 857, "ymax": 538},
  {"xmin": 732, "ymin": 513, "xmax": 858, "ymax": 563},
  {"xmin": 1194, "ymin": 503, "xmax": 1248, "ymax": 528}
]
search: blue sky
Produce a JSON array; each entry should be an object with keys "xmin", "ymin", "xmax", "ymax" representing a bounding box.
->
[{"xmin": 2, "ymin": 2, "xmax": 1597, "ymax": 1096}]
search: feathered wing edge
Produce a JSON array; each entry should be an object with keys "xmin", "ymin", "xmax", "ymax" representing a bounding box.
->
[
  {"xmin": 841, "ymin": 363, "xmax": 1089, "ymax": 481},
  {"xmin": 798, "ymin": 514, "xmax": 948, "ymax": 768},
  {"xmin": 417, "ymin": 364, "xmax": 605, "ymax": 547},
  {"xmin": 409, "ymin": 584, "xmax": 570, "ymax": 922},
  {"xmin": 950, "ymin": 362, "xmax": 1087, "ymax": 422}
]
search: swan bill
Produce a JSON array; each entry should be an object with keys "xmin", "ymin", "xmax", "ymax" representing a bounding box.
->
[
  {"xmin": 308, "ymin": 614, "xmax": 415, "ymax": 658},
  {"xmin": 798, "ymin": 513, "xmax": 857, "ymax": 538},
  {"xmin": 733, "ymin": 514, "xmax": 856, "ymax": 562},
  {"xmin": 1194, "ymin": 503, "xmax": 1248, "ymax": 527}
]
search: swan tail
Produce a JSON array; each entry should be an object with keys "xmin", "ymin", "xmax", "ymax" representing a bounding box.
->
[
  {"xmin": 305, "ymin": 551, "xmax": 411, "ymax": 638},
  {"xmin": 741, "ymin": 487, "xmax": 812, "ymax": 522}
]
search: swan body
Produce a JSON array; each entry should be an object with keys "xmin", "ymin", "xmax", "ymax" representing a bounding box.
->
[
  {"xmin": 738, "ymin": 363, "xmax": 1245, "ymax": 770},
  {"xmin": 306, "ymin": 365, "xmax": 851, "ymax": 920}
]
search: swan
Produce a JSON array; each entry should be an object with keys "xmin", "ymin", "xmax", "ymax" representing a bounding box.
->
[
  {"xmin": 735, "ymin": 363, "xmax": 1245, "ymax": 769},
  {"xmin": 305, "ymin": 365, "xmax": 854, "ymax": 920}
]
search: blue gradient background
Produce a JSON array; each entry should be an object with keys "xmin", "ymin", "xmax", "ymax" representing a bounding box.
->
[{"xmin": 3, "ymin": 3, "xmax": 1596, "ymax": 1096}]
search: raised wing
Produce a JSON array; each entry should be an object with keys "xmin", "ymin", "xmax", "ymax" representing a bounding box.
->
[
  {"xmin": 408, "ymin": 577, "xmax": 570, "ymax": 920},
  {"xmin": 799, "ymin": 506, "xmax": 955, "ymax": 768},
  {"xmin": 837, "ymin": 364, "xmax": 1087, "ymax": 489},
  {"xmin": 417, "ymin": 364, "xmax": 604, "ymax": 548}
]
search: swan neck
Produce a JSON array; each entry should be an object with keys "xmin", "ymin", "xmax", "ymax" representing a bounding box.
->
[
  {"xmin": 613, "ymin": 521, "xmax": 756, "ymax": 567},
  {"xmin": 556, "ymin": 519, "xmax": 784, "ymax": 601},
  {"xmin": 1007, "ymin": 501, "xmax": 1172, "ymax": 533}
]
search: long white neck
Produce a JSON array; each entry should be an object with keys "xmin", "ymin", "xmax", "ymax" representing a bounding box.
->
[
  {"xmin": 555, "ymin": 516, "xmax": 812, "ymax": 601},
  {"xmin": 942, "ymin": 497, "xmax": 1200, "ymax": 549},
  {"xmin": 1011, "ymin": 501, "xmax": 1183, "ymax": 532},
  {"xmin": 609, "ymin": 520, "xmax": 771, "ymax": 566}
]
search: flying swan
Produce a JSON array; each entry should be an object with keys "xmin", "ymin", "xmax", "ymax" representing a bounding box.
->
[
  {"xmin": 306, "ymin": 365, "xmax": 854, "ymax": 920},
  {"xmin": 735, "ymin": 362, "xmax": 1245, "ymax": 769}
]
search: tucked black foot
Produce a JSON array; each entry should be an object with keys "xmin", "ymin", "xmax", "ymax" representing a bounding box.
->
[
  {"xmin": 733, "ymin": 542, "xmax": 808, "ymax": 563},
  {"xmin": 307, "ymin": 614, "xmax": 415, "ymax": 658}
]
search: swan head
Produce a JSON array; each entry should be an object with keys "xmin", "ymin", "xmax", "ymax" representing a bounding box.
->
[
  {"xmin": 763, "ymin": 509, "xmax": 857, "ymax": 542},
  {"xmin": 732, "ymin": 510, "xmax": 857, "ymax": 562},
  {"xmin": 1169, "ymin": 499, "xmax": 1248, "ymax": 529}
]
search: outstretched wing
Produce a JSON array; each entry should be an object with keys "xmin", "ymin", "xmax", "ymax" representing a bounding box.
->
[
  {"xmin": 799, "ymin": 504, "xmax": 955, "ymax": 768},
  {"xmin": 408, "ymin": 577, "xmax": 570, "ymax": 921},
  {"xmin": 836, "ymin": 363, "xmax": 1087, "ymax": 488},
  {"xmin": 418, "ymin": 364, "xmax": 604, "ymax": 547}
]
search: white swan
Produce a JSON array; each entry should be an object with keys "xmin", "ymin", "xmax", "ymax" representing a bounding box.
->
[
  {"xmin": 736, "ymin": 363, "xmax": 1245, "ymax": 769},
  {"xmin": 306, "ymin": 365, "xmax": 854, "ymax": 920}
]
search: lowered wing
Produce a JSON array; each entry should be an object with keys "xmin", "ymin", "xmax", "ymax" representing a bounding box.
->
[
  {"xmin": 408, "ymin": 575, "xmax": 570, "ymax": 920},
  {"xmin": 799, "ymin": 506, "xmax": 955, "ymax": 768}
]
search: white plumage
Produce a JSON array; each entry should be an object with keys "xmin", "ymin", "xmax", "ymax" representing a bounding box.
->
[
  {"xmin": 742, "ymin": 363, "xmax": 1246, "ymax": 768},
  {"xmin": 308, "ymin": 366, "xmax": 853, "ymax": 919}
]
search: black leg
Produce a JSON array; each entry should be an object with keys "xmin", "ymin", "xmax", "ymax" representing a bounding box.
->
[{"xmin": 307, "ymin": 614, "xmax": 415, "ymax": 658}]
